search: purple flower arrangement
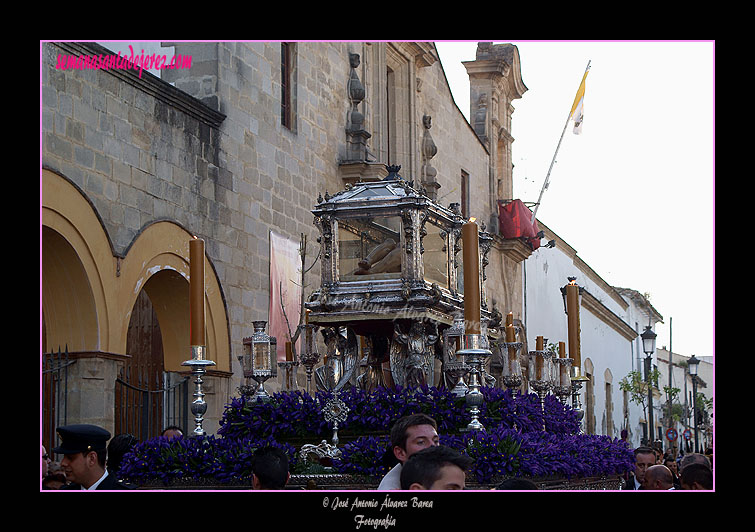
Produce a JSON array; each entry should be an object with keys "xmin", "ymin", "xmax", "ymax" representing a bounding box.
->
[
  {"xmin": 217, "ymin": 386, "xmax": 580, "ymax": 441},
  {"xmin": 332, "ymin": 435, "xmax": 393, "ymax": 478},
  {"xmin": 118, "ymin": 434, "xmax": 298, "ymax": 485},
  {"xmin": 119, "ymin": 386, "xmax": 633, "ymax": 486},
  {"xmin": 515, "ymin": 431, "xmax": 635, "ymax": 480}
]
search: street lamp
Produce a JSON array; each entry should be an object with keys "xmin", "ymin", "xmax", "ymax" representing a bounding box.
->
[
  {"xmin": 641, "ymin": 325, "xmax": 657, "ymax": 445},
  {"xmin": 687, "ymin": 354, "xmax": 700, "ymax": 453},
  {"xmin": 641, "ymin": 325, "xmax": 657, "ymax": 356}
]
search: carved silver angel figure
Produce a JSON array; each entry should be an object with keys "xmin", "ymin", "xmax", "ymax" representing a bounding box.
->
[
  {"xmin": 390, "ymin": 321, "xmax": 438, "ymax": 388},
  {"xmin": 315, "ymin": 327, "xmax": 359, "ymax": 392}
]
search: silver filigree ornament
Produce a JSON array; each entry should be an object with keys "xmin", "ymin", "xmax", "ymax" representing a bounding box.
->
[
  {"xmin": 322, "ymin": 390, "xmax": 350, "ymax": 446},
  {"xmin": 299, "ymin": 440, "xmax": 343, "ymax": 464}
]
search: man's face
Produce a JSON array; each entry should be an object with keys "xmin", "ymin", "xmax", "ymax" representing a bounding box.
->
[
  {"xmin": 426, "ymin": 464, "xmax": 466, "ymax": 490},
  {"xmin": 60, "ymin": 451, "xmax": 95, "ymax": 486},
  {"xmin": 634, "ymin": 452, "xmax": 656, "ymax": 483},
  {"xmin": 395, "ymin": 424, "xmax": 439, "ymax": 463}
]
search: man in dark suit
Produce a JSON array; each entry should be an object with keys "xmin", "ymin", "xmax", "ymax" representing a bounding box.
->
[
  {"xmin": 622, "ymin": 446, "xmax": 657, "ymax": 490},
  {"xmin": 53, "ymin": 424, "xmax": 134, "ymax": 490}
]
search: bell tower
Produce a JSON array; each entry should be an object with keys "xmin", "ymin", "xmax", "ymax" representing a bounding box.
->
[{"xmin": 463, "ymin": 43, "xmax": 527, "ymax": 229}]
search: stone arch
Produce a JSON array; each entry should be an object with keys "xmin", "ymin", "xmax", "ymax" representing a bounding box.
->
[
  {"xmin": 42, "ymin": 169, "xmax": 116, "ymax": 353},
  {"xmin": 42, "ymin": 225, "xmax": 101, "ymax": 352},
  {"xmin": 584, "ymin": 357, "xmax": 596, "ymax": 434},
  {"xmin": 604, "ymin": 368, "xmax": 615, "ymax": 438},
  {"xmin": 41, "ymin": 168, "xmax": 231, "ymax": 373},
  {"xmin": 119, "ymin": 221, "xmax": 230, "ymax": 372}
]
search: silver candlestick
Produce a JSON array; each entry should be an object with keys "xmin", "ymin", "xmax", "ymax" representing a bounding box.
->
[
  {"xmin": 498, "ymin": 338, "xmax": 523, "ymax": 431},
  {"xmin": 458, "ymin": 333, "xmax": 492, "ymax": 432},
  {"xmin": 553, "ymin": 358, "xmax": 573, "ymax": 404},
  {"xmin": 237, "ymin": 344, "xmax": 256, "ymax": 399},
  {"xmin": 528, "ymin": 349, "xmax": 554, "ymax": 431},
  {"xmin": 298, "ymin": 324, "xmax": 319, "ymax": 395},
  {"xmin": 442, "ymin": 314, "xmax": 467, "ymax": 395},
  {"xmin": 299, "ymin": 352, "xmax": 320, "ymax": 396},
  {"xmin": 446, "ymin": 360, "xmax": 471, "ymax": 397},
  {"xmin": 236, "ymin": 351, "xmax": 257, "ymax": 398},
  {"xmin": 181, "ymin": 345, "xmax": 216, "ymax": 437},
  {"xmin": 570, "ymin": 366, "xmax": 589, "ymax": 434},
  {"xmin": 500, "ymin": 340, "xmax": 523, "ymax": 391},
  {"xmin": 278, "ymin": 361, "xmax": 299, "ymax": 391},
  {"xmin": 251, "ymin": 371, "xmax": 272, "ymax": 401}
]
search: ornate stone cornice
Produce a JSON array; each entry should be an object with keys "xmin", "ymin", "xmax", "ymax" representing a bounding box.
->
[
  {"xmin": 406, "ymin": 42, "xmax": 439, "ymax": 67},
  {"xmin": 492, "ymin": 234, "xmax": 534, "ymax": 263},
  {"xmin": 389, "ymin": 42, "xmax": 438, "ymax": 67},
  {"xmin": 580, "ymin": 289, "xmax": 638, "ymax": 342}
]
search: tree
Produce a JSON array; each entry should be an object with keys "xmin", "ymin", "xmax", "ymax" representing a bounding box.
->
[
  {"xmin": 663, "ymin": 384, "xmax": 682, "ymax": 423},
  {"xmin": 619, "ymin": 369, "xmax": 661, "ymax": 441},
  {"xmin": 694, "ymin": 392, "xmax": 713, "ymax": 425}
]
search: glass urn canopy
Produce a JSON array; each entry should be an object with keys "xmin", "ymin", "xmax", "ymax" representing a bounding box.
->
[
  {"xmin": 339, "ymin": 214, "xmax": 403, "ymax": 282},
  {"xmin": 308, "ymin": 167, "xmax": 494, "ymax": 333}
]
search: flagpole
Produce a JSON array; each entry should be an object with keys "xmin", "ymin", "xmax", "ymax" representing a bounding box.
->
[
  {"xmin": 530, "ymin": 60, "xmax": 591, "ymax": 224},
  {"xmin": 530, "ymin": 109, "xmax": 571, "ymax": 224}
]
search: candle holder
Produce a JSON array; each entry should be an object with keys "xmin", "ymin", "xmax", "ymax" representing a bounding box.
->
[
  {"xmin": 442, "ymin": 314, "xmax": 468, "ymax": 395},
  {"xmin": 243, "ymin": 320, "xmax": 273, "ymax": 402},
  {"xmin": 496, "ymin": 337, "xmax": 523, "ymax": 431},
  {"xmin": 570, "ymin": 366, "xmax": 590, "ymax": 433},
  {"xmin": 553, "ymin": 357, "xmax": 573, "ymax": 403},
  {"xmin": 298, "ymin": 323, "xmax": 320, "ymax": 395},
  {"xmin": 278, "ymin": 361, "xmax": 299, "ymax": 391},
  {"xmin": 528, "ymin": 349, "xmax": 554, "ymax": 431},
  {"xmin": 446, "ymin": 360, "xmax": 471, "ymax": 397},
  {"xmin": 181, "ymin": 345, "xmax": 216, "ymax": 437},
  {"xmin": 499, "ymin": 339, "xmax": 523, "ymax": 390},
  {"xmin": 236, "ymin": 378, "xmax": 257, "ymax": 398},
  {"xmin": 457, "ymin": 333, "xmax": 492, "ymax": 432}
]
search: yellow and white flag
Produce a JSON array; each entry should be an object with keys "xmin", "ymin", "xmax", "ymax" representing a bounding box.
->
[{"xmin": 569, "ymin": 67, "xmax": 589, "ymax": 135}]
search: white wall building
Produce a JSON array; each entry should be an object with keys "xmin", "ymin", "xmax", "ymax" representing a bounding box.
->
[{"xmin": 523, "ymin": 220, "xmax": 663, "ymax": 448}]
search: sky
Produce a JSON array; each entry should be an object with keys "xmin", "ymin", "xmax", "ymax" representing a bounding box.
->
[{"xmin": 435, "ymin": 41, "xmax": 715, "ymax": 359}]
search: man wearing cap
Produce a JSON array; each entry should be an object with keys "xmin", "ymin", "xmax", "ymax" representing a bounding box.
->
[{"xmin": 53, "ymin": 424, "xmax": 134, "ymax": 490}]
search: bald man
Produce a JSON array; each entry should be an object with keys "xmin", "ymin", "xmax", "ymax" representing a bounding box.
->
[{"xmin": 643, "ymin": 464, "xmax": 675, "ymax": 490}]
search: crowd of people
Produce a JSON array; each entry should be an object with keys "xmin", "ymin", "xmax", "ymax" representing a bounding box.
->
[
  {"xmin": 621, "ymin": 443, "xmax": 713, "ymax": 490},
  {"xmin": 41, "ymin": 417, "xmax": 712, "ymax": 491}
]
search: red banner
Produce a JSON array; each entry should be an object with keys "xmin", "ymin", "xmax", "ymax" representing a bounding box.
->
[{"xmin": 498, "ymin": 199, "xmax": 541, "ymax": 250}]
